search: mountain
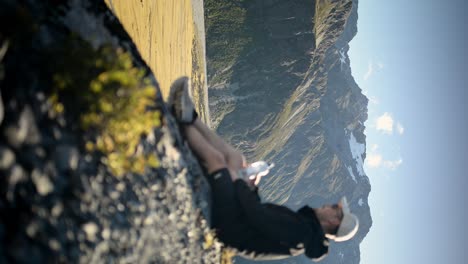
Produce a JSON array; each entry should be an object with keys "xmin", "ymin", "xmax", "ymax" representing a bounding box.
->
[{"xmin": 205, "ymin": 0, "xmax": 371, "ymax": 263}]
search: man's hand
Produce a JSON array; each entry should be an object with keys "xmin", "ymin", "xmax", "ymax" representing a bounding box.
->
[{"xmin": 247, "ymin": 169, "xmax": 269, "ymax": 187}]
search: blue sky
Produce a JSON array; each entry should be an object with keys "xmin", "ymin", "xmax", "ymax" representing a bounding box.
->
[{"xmin": 349, "ymin": 0, "xmax": 468, "ymax": 263}]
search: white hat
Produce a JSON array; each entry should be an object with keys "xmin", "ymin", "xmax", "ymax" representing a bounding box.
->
[{"xmin": 334, "ymin": 197, "xmax": 359, "ymax": 242}]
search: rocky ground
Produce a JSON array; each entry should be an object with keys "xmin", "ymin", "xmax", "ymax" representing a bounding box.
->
[{"xmin": 0, "ymin": 1, "xmax": 221, "ymax": 263}]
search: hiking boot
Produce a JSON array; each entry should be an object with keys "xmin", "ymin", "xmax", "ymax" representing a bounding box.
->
[{"xmin": 167, "ymin": 76, "xmax": 198, "ymax": 124}]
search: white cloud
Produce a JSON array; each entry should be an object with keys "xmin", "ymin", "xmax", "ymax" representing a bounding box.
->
[
  {"xmin": 363, "ymin": 61, "xmax": 384, "ymax": 81},
  {"xmin": 374, "ymin": 113, "xmax": 404, "ymax": 135},
  {"xmin": 363, "ymin": 61, "xmax": 374, "ymax": 81},
  {"xmin": 367, "ymin": 95, "xmax": 380, "ymax": 105},
  {"xmin": 365, "ymin": 142, "xmax": 403, "ymax": 170},
  {"xmin": 376, "ymin": 112, "xmax": 394, "ymax": 134},
  {"xmin": 397, "ymin": 122, "xmax": 405, "ymax": 135},
  {"xmin": 365, "ymin": 154, "xmax": 403, "ymax": 170},
  {"xmin": 366, "ymin": 153, "xmax": 383, "ymax": 168},
  {"xmin": 383, "ymin": 158, "xmax": 403, "ymax": 170}
]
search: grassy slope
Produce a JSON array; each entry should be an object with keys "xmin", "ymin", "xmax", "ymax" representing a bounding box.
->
[
  {"xmin": 104, "ymin": 0, "xmax": 193, "ymax": 97},
  {"xmin": 252, "ymin": 0, "xmax": 355, "ymax": 204},
  {"xmin": 204, "ymin": 0, "xmax": 252, "ymax": 85},
  {"xmin": 104, "ymin": 0, "xmax": 211, "ymax": 125}
]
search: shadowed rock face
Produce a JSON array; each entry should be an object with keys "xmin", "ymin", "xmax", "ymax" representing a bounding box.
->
[
  {"xmin": 0, "ymin": 1, "xmax": 220, "ymax": 263},
  {"xmin": 206, "ymin": 0, "xmax": 371, "ymax": 263}
]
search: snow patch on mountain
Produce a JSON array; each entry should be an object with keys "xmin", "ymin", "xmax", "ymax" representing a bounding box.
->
[
  {"xmin": 346, "ymin": 165, "xmax": 357, "ymax": 182},
  {"xmin": 358, "ymin": 198, "xmax": 364, "ymax": 207},
  {"xmin": 348, "ymin": 130, "xmax": 365, "ymax": 177}
]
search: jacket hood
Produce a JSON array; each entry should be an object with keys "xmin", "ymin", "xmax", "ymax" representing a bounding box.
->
[
  {"xmin": 298, "ymin": 206, "xmax": 328, "ymax": 241},
  {"xmin": 297, "ymin": 206, "xmax": 329, "ymax": 260}
]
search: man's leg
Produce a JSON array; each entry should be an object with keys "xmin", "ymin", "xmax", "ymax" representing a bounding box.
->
[
  {"xmin": 184, "ymin": 125, "xmax": 239, "ymax": 181},
  {"xmin": 192, "ymin": 118, "xmax": 246, "ymax": 174},
  {"xmin": 167, "ymin": 75, "xmax": 245, "ymax": 174},
  {"xmin": 184, "ymin": 124, "xmax": 243, "ymax": 239}
]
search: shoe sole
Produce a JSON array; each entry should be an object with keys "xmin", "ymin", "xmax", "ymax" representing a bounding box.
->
[{"xmin": 168, "ymin": 76, "xmax": 194, "ymax": 123}]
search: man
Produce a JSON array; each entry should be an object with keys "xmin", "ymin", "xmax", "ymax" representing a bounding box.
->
[{"xmin": 168, "ymin": 77, "xmax": 359, "ymax": 261}]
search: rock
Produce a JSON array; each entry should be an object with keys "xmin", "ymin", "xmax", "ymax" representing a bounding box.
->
[
  {"xmin": 26, "ymin": 221, "xmax": 39, "ymax": 238},
  {"xmin": 82, "ymin": 222, "xmax": 99, "ymax": 242},
  {"xmin": 3, "ymin": 126, "xmax": 26, "ymax": 149},
  {"xmin": 48, "ymin": 239, "xmax": 61, "ymax": 251},
  {"xmin": 0, "ymin": 91, "xmax": 3, "ymax": 126},
  {"xmin": 0, "ymin": 41, "xmax": 8, "ymax": 88},
  {"xmin": 0, "ymin": 1, "xmax": 219, "ymax": 262},
  {"xmin": 8, "ymin": 165, "xmax": 27, "ymax": 186},
  {"xmin": 53, "ymin": 145, "xmax": 79, "ymax": 172},
  {"xmin": 3, "ymin": 106, "xmax": 41, "ymax": 148},
  {"xmin": 7, "ymin": 165, "xmax": 27, "ymax": 201},
  {"xmin": 22, "ymin": 106, "xmax": 41, "ymax": 145},
  {"xmin": 0, "ymin": 146, "xmax": 15, "ymax": 169},
  {"xmin": 101, "ymin": 228, "xmax": 111, "ymax": 240},
  {"xmin": 51, "ymin": 202, "xmax": 63, "ymax": 217},
  {"xmin": 31, "ymin": 169, "xmax": 54, "ymax": 196}
]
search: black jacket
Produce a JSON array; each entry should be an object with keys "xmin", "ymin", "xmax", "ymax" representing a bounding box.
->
[{"xmin": 208, "ymin": 168, "xmax": 329, "ymax": 261}]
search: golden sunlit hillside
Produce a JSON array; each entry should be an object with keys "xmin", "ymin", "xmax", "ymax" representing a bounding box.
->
[{"xmin": 105, "ymin": 0, "xmax": 210, "ymax": 124}]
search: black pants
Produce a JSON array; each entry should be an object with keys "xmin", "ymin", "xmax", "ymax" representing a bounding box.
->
[{"xmin": 206, "ymin": 168, "xmax": 248, "ymax": 246}]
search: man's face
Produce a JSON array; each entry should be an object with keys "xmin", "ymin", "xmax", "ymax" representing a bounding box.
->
[{"xmin": 317, "ymin": 204, "xmax": 343, "ymax": 223}]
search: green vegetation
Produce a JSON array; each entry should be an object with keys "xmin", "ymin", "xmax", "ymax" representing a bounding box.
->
[
  {"xmin": 50, "ymin": 37, "xmax": 160, "ymax": 176},
  {"xmin": 204, "ymin": 0, "xmax": 252, "ymax": 83}
]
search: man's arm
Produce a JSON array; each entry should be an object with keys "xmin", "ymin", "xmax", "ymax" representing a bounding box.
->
[
  {"xmin": 207, "ymin": 168, "xmax": 239, "ymax": 228},
  {"xmin": 234, "ymin": 180, "xmax": 329, "ymax": 260},
  {"xmin": 234, "ymin": 180, "xmax": 305, "ymax": 243}
]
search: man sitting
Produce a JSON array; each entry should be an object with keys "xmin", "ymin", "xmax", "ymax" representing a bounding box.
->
[{"xmin": 168, "ymin": 77, "xmax": 359, "ymax": 261}]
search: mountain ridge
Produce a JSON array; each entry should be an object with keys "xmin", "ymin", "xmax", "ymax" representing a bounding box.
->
[{"xmin": 205, "ymin": 0, "xmax": 371, "ymax": 263}]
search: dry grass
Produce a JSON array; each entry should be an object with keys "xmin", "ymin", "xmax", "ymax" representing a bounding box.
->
[{"xmin": 104, "ymin": 0, "xmax": 195, "ymax": 97}]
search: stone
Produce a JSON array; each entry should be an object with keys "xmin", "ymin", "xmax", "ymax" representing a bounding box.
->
[
  {"xmin": 0, "ymin": 0, "xmax": 224, "ymax": 262},
  {"xmin": 6, "ymin": 165, "xmax": 27, "ymax": 202},
  {"xmin": 0, "ymin": 91, "xmax": 3, "ymax": 126},
  {"xmin": 51, "ymin": 202, "xmax": 63, "ymax": 217},
  {"xmin": 26, "ymin": 222, "xmax": 39, "ymax": 238},
  {"xmin": 54, "ymin": 145, "xmax": 79, "ymax": 172},
  {"xmin": 101, "ymin": 228, "xmax": 111, "ymax": 240},
  {"xmin": 8, "ymin": 165, "xmax": 27, "ymax": 186},
  {"xmin": 31, "ymin": 169, "xmax": 54, "ymax": 196},
  {"xmin": 3, "ymin": 106, "xmax": 41, "ymax": 147},
  {"xmin": 82, "ymin": 222, "xmax": 99, "ymax": 242},
  {"xmin": 49, "ymin": 239, "xmax": 61, "ymax": 251},
  {"xmin": 0, "ymin": 146, "xmax": 15, "ymax": 169}
]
